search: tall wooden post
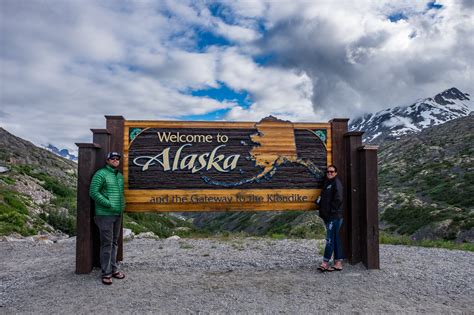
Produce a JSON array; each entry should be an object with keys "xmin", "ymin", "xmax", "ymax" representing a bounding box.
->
[
  {"xmin": 90, "ymin": 129, "xmax": 110, "ymax": 267},
  {"xmin": 344, "ymin": 131, "xmax": 364, "ymax": 264},
  {"xmin": 105, "ymin": 116, "xmax": 125, "ymax": 261},
  {"xmin": 75, "ymin": 143, "xmax": 100, "ymax": 274},
  {"xmin": 329, "ymin": 119, "xmax": 349, "ymax": 258},
  {"xmin": 358, "ymin": 145, "xmax": 379, "ymax": 269}
]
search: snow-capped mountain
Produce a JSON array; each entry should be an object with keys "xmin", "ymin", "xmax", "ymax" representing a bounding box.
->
[
  {"xmin": 350, "ymin": 87, "xmax": 473, "ymax": 143},
  {"xmin": 43, "ymin": 144, "xmax": 78, "ymax": 162}
]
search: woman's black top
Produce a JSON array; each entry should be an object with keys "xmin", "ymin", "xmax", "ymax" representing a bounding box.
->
[{"xmin": 317, "ymin": 176, "xmax": 343, "ymax": 220}]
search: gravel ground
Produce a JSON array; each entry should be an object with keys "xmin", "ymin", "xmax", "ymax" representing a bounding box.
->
[{"xmin": 1, "ymin": 237, "xmax": 473, "ymax": 314}]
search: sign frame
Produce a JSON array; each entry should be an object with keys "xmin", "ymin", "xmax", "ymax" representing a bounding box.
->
[{"xmin": 76, "ymin": 116, "xmax": 380, "ymax": 272}]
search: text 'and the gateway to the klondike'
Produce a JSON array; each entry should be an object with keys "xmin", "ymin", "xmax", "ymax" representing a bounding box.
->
[{"xmin": 149, "ymin": 193, "xmax": 309, "ymax": 204}]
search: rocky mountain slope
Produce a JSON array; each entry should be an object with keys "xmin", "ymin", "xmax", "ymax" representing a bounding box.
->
[
  {"xmin": 378, "ymin": 115, "xmax": 473, "ymax": 242},
  {"xmin": 0, "ymin": 127, "xmax": 77, "ymax": 237},
  {"xmin": 350, "ymin": 87, "xmax": 473, "ymax": 143}
]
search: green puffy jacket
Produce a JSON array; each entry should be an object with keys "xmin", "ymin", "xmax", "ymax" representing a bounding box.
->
[{"xmin": 89, "ymin": 165, "xmax": 125, "ymax": 216}]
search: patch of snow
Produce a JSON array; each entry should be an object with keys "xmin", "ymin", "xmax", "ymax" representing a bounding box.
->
[
  {"xmin": 370, "ymin": 132, "xmax": 382, "ymax": 141},
  {"xmin": 383, "ymin": 116, "xmax": 418, "ymax": 130}
]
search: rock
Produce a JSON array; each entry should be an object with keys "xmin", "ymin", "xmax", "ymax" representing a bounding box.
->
[
  {"xmin": 2, "ymin": 234, "xmax": 35, "ymax": 242},
  {"xmin": 167, "ymin": 235, "xmax": 181, "ymax": 240},
  {"xmin": 38, "ymin": 239, "xmax": 54, "ymax": 245},
  {"xmin": 412, "ymin": 219, "xmax": 454, "ymax": 241},
  {"xmin": 136, "ymin": 232, "xmax": 158, "ymax": 239},
  {"xmin": 123, "ymin": 228, "xmax": 134, "ymax": 240},
  {"xmin": 13, "ymin": 174, "xmax": 53, "ymax": 205},
  {"xmin": 57, "ymin": 237, "xmax": 76, "ymax": 244},
  {"xmin": 4, "ymin": 237, "xmax": 26, "ymax": 242},
  {"xmin": 0, "ymin": 165, "xmax": 9, "ymax": 173},
  {"xmin": 455, "ymin": 228, "xmax": 474, "ymax": 243}
]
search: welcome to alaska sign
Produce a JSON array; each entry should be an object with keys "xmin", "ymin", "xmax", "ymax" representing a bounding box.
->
[
  {"xmin": 124, "ymin": 116, "xmax": 332, "ymax": 212},
  {"xmin": 77, "ymin": 115, "xmax": 380, "ymax": 273}
]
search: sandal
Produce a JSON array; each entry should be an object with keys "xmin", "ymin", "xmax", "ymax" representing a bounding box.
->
[
  {"xmin": 112, "ymin": 271, "xmax": 125, "ymax": 279},
  {"xmin": 333, "ymin": 266, "xmax": 343, "ymax": 271},
  {"xmin": 102, "ymin": 276, "xmax": 112, "ymax": 285},
  {"xmin": 317, "ymin": 264, "xmax": 334, "ymax": 272}
]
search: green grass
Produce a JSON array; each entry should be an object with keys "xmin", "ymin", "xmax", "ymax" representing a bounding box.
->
[
  {"xmin": 0, "ymin": 175, "xmax": 16, "ymax": 185},
  {"xmin": 380, "ymin": 232, "xmax": 474, "ymax": 252},
  {"xmin": 270, "ymin": 233, "xmax": 286, "ymax": 240},
  {"xmin": 0, "ymin": 186, "xmax": 36, "ymax": 235}
]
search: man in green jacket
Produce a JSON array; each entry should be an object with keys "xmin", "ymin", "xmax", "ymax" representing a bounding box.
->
[{"xmin": 89, "ymin": 151, "xmax": 126, "ymax": 285}]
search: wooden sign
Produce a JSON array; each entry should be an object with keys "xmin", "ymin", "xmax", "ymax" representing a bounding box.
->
[
  {"xmin": 77, "ymin": 116, "xmax": 380, "ymax": 272},
  {"xmin": 123, "ymin": 116, "xmax": 332, "ymax": 211}
]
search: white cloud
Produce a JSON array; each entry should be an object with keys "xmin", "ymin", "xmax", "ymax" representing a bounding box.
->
[
  {"xmin": 217, "ymin": 48, "xmax": 315, "ymax": 121},
  {"xmin": 0, "ymin": 0, "xmax": 472, "ymax": 153},
  {"xmin": 252, "ymin": 0, "xmax": 473, "ymax": 119}
]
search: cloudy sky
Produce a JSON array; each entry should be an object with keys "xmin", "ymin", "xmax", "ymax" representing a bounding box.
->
[{"xmin": 0, "ymin": 0, "xmax": 472, "ymax": 153}]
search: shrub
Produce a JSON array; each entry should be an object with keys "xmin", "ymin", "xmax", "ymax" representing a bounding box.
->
[{"xmin": 40, "ymin": 207, "xmax": 76, "ymax": 236}]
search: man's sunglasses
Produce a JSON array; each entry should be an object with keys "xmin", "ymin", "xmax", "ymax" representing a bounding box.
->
[
  {"xmin": 327, "ymin": 170, "xmax": 336, "ymax": 173},
  {"xmin": 109, "ymin": 157, "xmax": 120, "ymax": 161}
]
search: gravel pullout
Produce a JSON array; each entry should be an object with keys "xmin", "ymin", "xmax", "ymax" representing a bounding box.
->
[{"xmin": 1, "ymin": 238, "xmax": 473, "ymax": 313}]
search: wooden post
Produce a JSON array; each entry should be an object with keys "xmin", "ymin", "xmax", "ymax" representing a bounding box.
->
[
  {"xmin": 105, "ymin": 116, "xmax": 125, "ymax": 261},
  {"xmin": 358, "ymin": 145, "xmax": 379, "ymax": 269},
  {"xmin": 91, "ymin": 129, "xmax": 110, "ymax": 267},
  {"xmin": 75, "ymin": 143, "xmax": 100, "ymax": 274},
  {"xmin": 329, "ymin": 119, "xmax": 349, "ymax": 258},
  {"xmin": 344, "ymin": 131, "xmax": 364, "ymax": 265}
]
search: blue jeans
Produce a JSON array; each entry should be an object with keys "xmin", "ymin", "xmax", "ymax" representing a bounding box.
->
[{"xmin": 323, "ymin": 218, "xmax": 344, "ymax": 262}]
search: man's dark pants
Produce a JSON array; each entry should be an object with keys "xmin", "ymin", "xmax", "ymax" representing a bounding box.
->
[{"xmin": 94, "ymin": 215, "xmax": 121, "ymax": 277}]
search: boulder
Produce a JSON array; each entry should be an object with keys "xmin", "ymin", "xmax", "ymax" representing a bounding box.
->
[
  {"xmin": 411, "ymin": 219, "xmax": 454, "ymax": 241},
  {"xmin": 136, "ymin": 232, "xmax": 158, "ymax": 239},
  {"xmin": 123, "ymin": 228, "xmax": 134, "ymax": 240},
  {"xmin": 455, "ymin": 228, "xmax": 474, "ymax": 243}
]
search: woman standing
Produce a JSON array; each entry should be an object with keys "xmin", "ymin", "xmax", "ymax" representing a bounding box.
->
[{"xmin": 317, "ymin": 165, "xmax": 344, "ymax": 272}]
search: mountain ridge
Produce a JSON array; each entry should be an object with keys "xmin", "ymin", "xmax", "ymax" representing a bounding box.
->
[
  {"xmin": 43, "ymin": 144, "xmax": 78, "ymax": 162},
  {"xmin": 350, "ymin": 87, "xmax": 473, "ymax": 143}
]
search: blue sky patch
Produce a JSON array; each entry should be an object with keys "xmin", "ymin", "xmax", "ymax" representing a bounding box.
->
[
  {"xmin": 388, "ymin": 12, "xmax": 408, "ymax": 22},
  {"xmin": 181, "ymin": 82, "xmax": 252, "ymax": 121},
  {"xmin": 427, "ymin": 1, "xmax": 443, "ymax": 10},
  {"xmin": 196, "ymin": 30, "xmax": 231, "ymax": 50},
  {"xmin": 253, "ymin": 54, "xmax": 274, "ymax": 66},
  {"xmin": 191, "ymin": 82, "xmax": 252, "ymax": 108},
  {"xmin": 209, "ymin": 3, "xmax": 235, "ymax": 25}
]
